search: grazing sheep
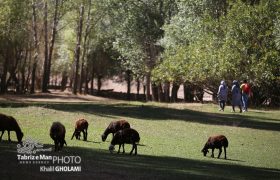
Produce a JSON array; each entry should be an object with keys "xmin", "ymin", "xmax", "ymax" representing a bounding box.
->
[
  {"xmin": 50, "ymin": 122, "xmax": 67, "ymax": 151},
  {"xmin": 109, "ymin": 128, "xmax": 140, "ymax": 155},
  {"xmin": 0, "ymin": 113, "xmax": 24, "ymax": 143},
  {"xmin": 101, "ymin": 120, "xmax": 130, "ymax": 142},
  {"xmin": 201, "ymin": 135, "xmax": 228, "ymax": 159},
  {"xmin": 71, "ymin": 118, "xmax": 89, "ymax": 141}
]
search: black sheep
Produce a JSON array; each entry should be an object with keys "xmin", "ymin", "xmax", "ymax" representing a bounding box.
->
[
  {"xmin": 101, "ymin": 120, "xmax": 130, "ymax": 142},
  {"xmin": 71, "ymin": 118, "xmax": 89, "ymax": 141},
  {"xmin": 0, "ymin": 113, "xmax": 24, "ymax": 143},
  {"xmin": 109, "ymin": 128, "xmax": 140, "ymax": 155},
  {"xmin": 201, "ymin": 135, "xmax": 228, "ymax": 159}
]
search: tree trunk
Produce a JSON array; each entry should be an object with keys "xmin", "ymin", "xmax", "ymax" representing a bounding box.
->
[
  {"xmin": 60, "ymin": 71, "xmax": 67, "ymax": 91},
  {"xmin": 42, "ymin": 1, "xmax": 49, "ymax": 92},
  {"xmin": 8, "ymin": 73, "xmax": 20, "ymax": 93},
  {"xmin": 183, "ymin": 82, "xmax": 194, "ymax": 102},
  {"xmin": 143, "ymin": 79, "xmax": 146, "ymax": 97},
  {"xmin": 54, "ymin": 75, "xmax": 57, "ymax": 86},
  {"xmin": 69, "ymin": 61, "xmax": 75, "ymax": 89},
  {"xmin": 136, "ymin": 78, "xmax": 140, "ymax": 100},
  {"xmin": 158, "ymin": 84, "xmax": 164, "ymax": 102},
  {"xmin": 163, "ymin": 82, "xmax": 170, "ymax": 102},
  {"xmin": 30, "ymin": 63, "xmax": 37, "ymax": 94},
  {"xmin": 145, "ymin": 72, "xmax": 151, "ymax": 101},
  {"xmin": 73, "ymin": 4, "xmax": 84, "ymax": 94},
  {"xmin": 30, "ymin": 1, "xmax": 39, "ymax": 94},
  {"xmin": 15, "ymin": 74, "xmax": 20, "ymax": 93},
  {"xmin": 145, "ymin": 41, "xmax": 157, "ymax": 101},
  {"xmin": 151, "ymin": 83, "xmax": 158, "ymax": 101},
  {"xmin": 84, "ymin": 65, "xmax": 89, "ymax": 94},
  {"xmin": 7, "ymin": 49, "xmax": 22, "ymax": 93},
  {"xmin": 20, "ymin": 50, "xmax": 28, "ymax": 93},
  {"xmin": 84, "ymin": 80, "xmax": 89, "ymax": 94},
  {"xmin": 21, "ymin": 64, "xmax": 25, "ymax": 93},
  {"xmin": 194, "ymin": 86, "xmax": 204, "ymax": 103},
  {"xmin": 126, "ymin": 70, "xmax": 132, "ymax": 100},
  {"xmin": 90, "ymin": 72, "xmax": 94, "ymax": 95},
  {"xmin": 171, "ymin": 83, "xmax": 180, "ymax": 102},
  {"xmin": 97, "ymin": 75, "xmax": 102, "ymax": 94},
  {"xmin": 79, "ymin": 0, "xmax": 91, "ymax": 94},
  {"xmin": 25, "ymin": 50, "xmax": 32, "ymax": 92},
  {"xmin": 84, "ymin": 78, "xmax": 89, "ymax": 95},
  {"xmin": 46, "ymin": 0, "xmax": 60, "ymax": 92},
  {"xmin": 0, "ymin": 57, "xmax": 9, "ymax": 94}
]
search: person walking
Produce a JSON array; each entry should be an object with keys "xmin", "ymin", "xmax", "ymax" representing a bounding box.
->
[
  {"xmin": 231, "ymin": 80, "xmax": 242, "ymax": 113},
  {"xmin": 217, "ymin": 80, "xmax": 228, "ymax": 111},
  {"xmin": 240, "ymin": 80, "xmax": 252, "ymax": 112}
]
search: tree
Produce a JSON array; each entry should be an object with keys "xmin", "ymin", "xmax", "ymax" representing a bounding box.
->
[
  {"xmin": 72, "ymin": 4, "xmax": 84, "ymax": 94},
  {"xmin": 100, "ymin": 0, "xmax": 175, "ymax": 101},
  {"xmin": 154, "ymin": 0, "xmax": 280, "ymax": 104},
  {"xmin": 220, "ymin": 0, "xmax": 280, "ymax": 105},
  {"xmin": 42, "ymin": 1, "xmax": 49, "ymax": 92},
  {"xmin": 79, "ymin": 0, "xmax": 92, "ymax": 94},
  {"xmin": 30, "ymin": 0, "xmax": 40, "ymax": 94},
  {"xmin": 42, "ymin": 0, "xmax": 64, "ymax": 92},
  {"xmin": 0, "ymin": 0, "xmax": 30, "ymax": 94}
]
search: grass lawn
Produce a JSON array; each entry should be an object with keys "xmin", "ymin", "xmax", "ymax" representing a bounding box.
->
[{"xmin": 0, "ymin": 97, "xmax": 280, "ymax": 179}]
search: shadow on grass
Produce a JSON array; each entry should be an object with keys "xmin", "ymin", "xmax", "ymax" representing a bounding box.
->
[
  {"xmin": 1, "ymin": 102, "xmax": 280, "ymax": 131},
  {"xmin": 0, "ymin": 141, "xmax": 279, "ymax": 180},
  {"xmin": 0, "ymin": 93, "xmax": 95, "ymax": 102},
  {"xmin": 70, "ymin": 139, "xmax": 102, "ymax": 144},
  {"xmin": 224, "ymin": 158, "xmax": 246, "ymax": 162},
  {"xmin": 86, "ymin": 140, "xmax": 102, "ymax": 144},
  {"xmin": 204, "ymin": 156, "xmax": 246, "ymax": 162}
]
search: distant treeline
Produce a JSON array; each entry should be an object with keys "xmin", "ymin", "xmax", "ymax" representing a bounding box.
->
[{"xmin": 0, "ymin": 0, "xmax": 279, "ymax": 106}]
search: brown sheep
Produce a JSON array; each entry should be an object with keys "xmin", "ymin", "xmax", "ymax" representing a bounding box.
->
[
  {"xmin": 201, "ymin": 135, "xmax": 228, "ymax": 159},
  {"xmin": 101, "ymin": 120, "xmax": 130, "ymax": 142},
  {"xmin": 71, "ymin": 118, "xmax": 89, "ymax": 141},
  {"xmin": 109, "ymin": 128, "xmax": 140, "ymax": 155},
  {"xmin": 0, "ymin": 113, "xmax": 24, "ymax": 143},
  {"xmin": 50, "ymin": 122, "xmax": 67, "ymax": 151}
]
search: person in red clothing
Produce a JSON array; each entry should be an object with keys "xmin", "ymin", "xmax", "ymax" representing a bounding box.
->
[{"xmin": 240, "ymin": 80, "xmax": 252, "ymax": 112}]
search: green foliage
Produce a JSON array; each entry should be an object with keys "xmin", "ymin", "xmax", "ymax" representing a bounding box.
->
[
  {"xmin": 0, "ymin": 0, "xmax": 279, "ymax": 104},
  {"xmin": 156, "ymin": 0, "xmax": 280, "ymax": 101},
  {"xmin": 0, "ymin": 0, "xmax": 30, "ymax": 43},
  {"xmin": 97, "ymin": 0, "xmax": 172, "ymax": 79},
  {"xmin": 0, "ymin": 0, "xmax": 30, "ymax": 71},
  {"xmin": 152, "ymin": 46, "xmax": 187, "ymax": 83},
  {"xmin": 54, "ymin": 12, "xmax": 77, "ymax": 75},
  {"xmin": 221, "ymin": 0, "xmax": 280, "ymax": 82},
  {"xmin": 87, "ymin": 45, "xmax": 120, "ymax": 78}
]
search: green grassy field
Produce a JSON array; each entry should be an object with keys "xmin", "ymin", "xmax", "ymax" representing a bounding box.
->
[{"xmin": 0, "ymin": 99, "xmax": 280, "ymax": 179}]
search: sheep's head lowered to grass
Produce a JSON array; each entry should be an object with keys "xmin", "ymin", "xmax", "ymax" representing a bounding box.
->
[
  {"xmin": 0, "ymin": 114, "xmax": 24, "ymax": 143},
  {"xmin": 201, "ymin": 147, "xmax": 209, "ymax": 156},
  {"xmin": 102, "ymin": 120, "xmax": 130, "ymax": 142},
  {"xmin": 71, "ymin": 118, "xmax": 88, "ymax": 141},
  {"xmin": 109, "ymin": 144, "xmax": 115, "ymax": 153},
  {"xmin": 201, "ymin": 135, "xmax": 228, "ymax": 159},
  {"xmin": 109, "ymin": 128, "xmax": 140, "ymax": 155}
]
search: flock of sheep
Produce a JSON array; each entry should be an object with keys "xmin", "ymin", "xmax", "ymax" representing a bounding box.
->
[{"xmin": 0, "ymin": 113, "xmax": 228, "ymax": 158}]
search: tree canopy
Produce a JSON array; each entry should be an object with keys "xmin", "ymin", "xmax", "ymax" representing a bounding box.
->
[{"xmin": 0, "ymin": 0, "xmax": 279, "ymax": 105}]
